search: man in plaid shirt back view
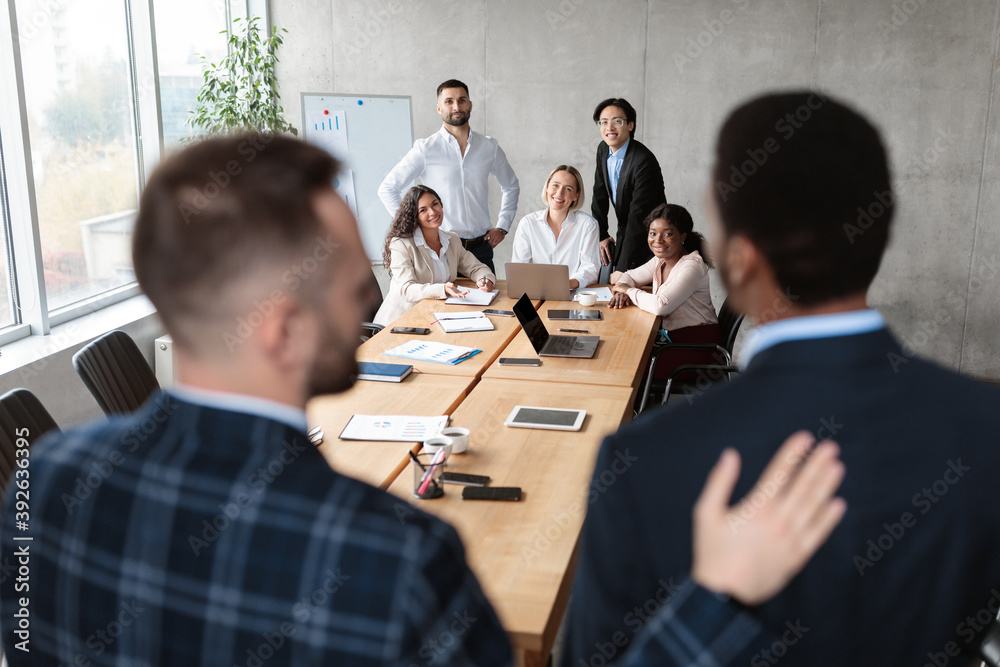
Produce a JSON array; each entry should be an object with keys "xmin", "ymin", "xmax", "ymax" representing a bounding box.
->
[{"xmin": 0, "ymin": 134, "xmax": 512, "ymax": 666}]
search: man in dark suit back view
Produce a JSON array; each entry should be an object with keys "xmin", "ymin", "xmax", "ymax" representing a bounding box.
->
[
  {"xmin": 591, "ymin": 98, "xmax": 667, "ymax": 271},
  {"xmin": 0, "ymin": 136, "xmax": 511, "ymax": 664},
  {"xmin": 563, "ymin": 92, "xmax": 1000, "ymax": 666}
]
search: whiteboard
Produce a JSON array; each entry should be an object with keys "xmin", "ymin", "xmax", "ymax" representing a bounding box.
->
[{"xmin": 301, "ymin": 93, "xmax": 414, "ymax": 263}]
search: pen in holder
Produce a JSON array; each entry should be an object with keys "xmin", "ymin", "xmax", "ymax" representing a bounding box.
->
[{"xmin": 413, "ymin": 448, "xmax": 449, "ymax": 499}]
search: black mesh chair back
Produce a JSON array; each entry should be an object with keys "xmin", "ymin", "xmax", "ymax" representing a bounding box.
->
[
  {"xmin": 717, "ymin": 298, "xmax": 745, "ymax": 354},
  {"xmin": 361, "ymin": 268, "xmax": 386, "ymax": 342},
  {"xmin": 0, "ymin": 389, "xmax": 59, "ymax": 501},
  {"xmin": 637, "ymin": 297, "xmax": 746, "ymax": 413},
  {"xmin": 365, "ymin": 268, "xmax": 384, "ymax": 324},
  {"xmin": 72, "ymin": 330, "xmax": 160, "ymax": 416}
]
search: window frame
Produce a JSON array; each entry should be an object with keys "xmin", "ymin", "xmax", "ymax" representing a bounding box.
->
[{"xmin": 0, "ymin": 0, "xmax": 266, "ymax": 342}]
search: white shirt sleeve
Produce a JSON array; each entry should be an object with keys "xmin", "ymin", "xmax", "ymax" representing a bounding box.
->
[
  {"xmin": 510, "ymin": 214, "xmax": 533, "ymax": 264},
  {"xmin": 378, "ymin": 142, "xmax": 426, "ymax": 217},
  {"xmin": 627, "ymin": 259, "xmax": 706, "ymax": 317},
  {"xmin": 491, "ymin": 144, "xmax": 520, "ymax": 232},
  {"xmin": 572, "ymin": 219, "xmax": 601, "ymax": 287}
]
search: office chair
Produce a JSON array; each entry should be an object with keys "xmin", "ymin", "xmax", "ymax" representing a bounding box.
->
[
  {"xmin": 72, "ymin": 330, "xmax": 160, "ymax": 416},
  {"xmin": 0, "ymin": 388, "xmax": 59, "ymax": 501},
  {"xmin": 598, "ymin": 263, "xmax": 613, "ymax": 286},
  {"xmin": 638, "ymin": 298, "xmax": 745, "ymax": 413},
  {"xmin": 362, "ymin": 268, "xmax": 385, "ymax": 342}
]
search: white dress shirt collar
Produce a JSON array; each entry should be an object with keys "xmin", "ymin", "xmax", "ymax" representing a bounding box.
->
[
  {"xmin": 741, "ymin": 309, "xmax": 886, "ymax": 368},
  {"xmin": 438, "ymin": 124, "xmax": 473, "ymax": 149},
  {"xmin": 168, "ymin": 383, "xmax": 308, "ymax": 432},
  {"xmin": 413, "ymin": 227, "xmax": 451, "ymax": 284},
  {"xmin": 608, "ymin": 138, "xmax": 630, "ymax": 160},
  {"xmin": 377, "ymin": 126, "xmax": 520, "ymax": 238}
]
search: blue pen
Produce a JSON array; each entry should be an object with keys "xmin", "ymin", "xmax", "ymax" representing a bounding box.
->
[{"xmin": 659, "ymin": 328, "xmax": 672, "ymax": 342}]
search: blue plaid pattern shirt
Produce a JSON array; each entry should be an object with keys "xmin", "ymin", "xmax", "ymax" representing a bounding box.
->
[
  {"xmin": 619, "ymin": 578, "xmax": 762, "ymax": 666},
  {"xmin": 0, "ymin": 393, "xmax": 512, "ymax": 665}
]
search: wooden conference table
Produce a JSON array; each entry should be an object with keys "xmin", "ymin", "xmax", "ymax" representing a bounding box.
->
[{"xmin": 306, "ymin": 280, "xmax": 657, "ymax": 665}]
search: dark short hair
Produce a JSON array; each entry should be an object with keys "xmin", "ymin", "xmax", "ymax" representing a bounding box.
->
[
  {"xmin": 712, "ymin": 91, "xmax": 892, "ymax": 305},
  {"xmin": 437, "ymin": 79, "xmax": 469, "ymax": 98},
  {"xmin": 593, "ymin": 98, "xmax": 638, "ymax": 136},
  {"xmin": 133, "ymin": 134, "xmax": 340, "ymax": 348}
]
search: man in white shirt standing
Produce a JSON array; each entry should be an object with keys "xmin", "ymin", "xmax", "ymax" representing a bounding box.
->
[{"xmin": 378, "ymin": 79, "xmax": 520, "ymax": 272}]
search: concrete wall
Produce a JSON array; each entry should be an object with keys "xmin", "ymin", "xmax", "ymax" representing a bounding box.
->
[{"xmin": 273, "ymin": 0, "xmax": 1000, "ymax": 379}]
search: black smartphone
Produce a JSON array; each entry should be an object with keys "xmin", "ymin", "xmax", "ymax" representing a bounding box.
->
[
  {"xmin": 390, "ymin": 327, "xmax": 431, "ymax": 335},
  {"xmin": 498, "ymin": 358, "xmax": 541, "ymax": 366},
  {"xmin": 440, "ymin": 472, "xmax": 491, "ymax": 486},
  {"xmin": 462, "ymin": 486, "xmax": 522, "ymax": 501},
  {"xmin": 483, "ymin": 309, "xmax": 515, "ymax": 317}
]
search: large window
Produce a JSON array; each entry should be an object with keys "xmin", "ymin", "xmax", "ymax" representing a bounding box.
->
[
  {"xmin": 153, "ymin": 0, "xmax": 231, "ymax": 149},
  {"xmin": 15, "ymin": 0, "xmax": 141, "ymax": 311},
  {"xmin": 0, "ymin": 133, "xmax": 17, "ymax": 329},
  {"xmin": 0, "ymin": 0, "xmax": 264, "ymax": 341}
]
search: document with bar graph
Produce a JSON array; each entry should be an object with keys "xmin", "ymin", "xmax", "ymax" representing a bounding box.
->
[
  {"xmin": 339, "ymin": 414, "xmax": 448, "ymax": 442},
  {"xmin": 383, "ymin": 340, "xmax": 482, "ymax": 365}
]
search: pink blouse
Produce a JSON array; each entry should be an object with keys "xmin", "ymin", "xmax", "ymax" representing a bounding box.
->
[{"xmin": 618, "ymin": 251, "xmax": 718, "ymax": 331}]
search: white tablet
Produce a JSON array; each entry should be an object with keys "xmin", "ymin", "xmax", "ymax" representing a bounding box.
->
[{"xmin": 504, "ymin": 406, "xmax": 586, "ymax": 431}]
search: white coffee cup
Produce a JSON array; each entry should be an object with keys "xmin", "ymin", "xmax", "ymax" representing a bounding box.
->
[
  {"xmin": 578, "ymin": 291, "xmax": 597, "ymax": 307},
  {"xmin": 423, "ymin": 436, "xmax": 453, "ymax": 458},
  {"xmin": 441, "ymin": 427, "xmax": 470, "ymax": 454}
]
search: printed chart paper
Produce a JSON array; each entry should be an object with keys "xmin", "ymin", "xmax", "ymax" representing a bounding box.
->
[
  {"xmin": 571, "ymin": 286, "xmax": 614, "ymax": 302},
  {"xmin": 383, "ymin": 340, "xmax": 481, "ymax": 365},
  {"xmin": 339, "ymin": 415, "xmax": 448, "ymax": 442},
  {"xmin": 308, "ymin": 110, "xmax": 349, "ymax": 161}
]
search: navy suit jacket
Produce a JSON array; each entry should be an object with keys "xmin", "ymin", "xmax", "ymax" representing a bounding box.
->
[
  {"xmin": 562, "ymin": 328, "xmax": 1000, "ymax": 666},
  {"xmin": 591, "ymin": 139, "xmax": 667, "ymax": 272},
  {"xmin": 1, "ymin": 393, "xmax": 511, "ymax": 665}
]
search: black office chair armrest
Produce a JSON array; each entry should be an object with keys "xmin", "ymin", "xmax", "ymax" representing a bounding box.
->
[
  {"xmin": 981, "ymin": 617, "xmax": 1000, "ymax": 666},
  {"xmin": 662, "ymin": 364, "xmax": 741, "ymax": 407},
  {"xmin": 360, "ymin": 322, "xmax": 384, "ymax": 343},
  {"xmin": 641, "ymin": 344, "xmax": 732, "ymax": 408},
  {"xmin": 651, "ymin": 342, "xmax": 731, "ymax": 361}
]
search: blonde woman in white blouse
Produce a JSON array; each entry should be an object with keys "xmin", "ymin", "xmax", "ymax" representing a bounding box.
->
[{"xmin": 510, "ymin": 165, "xmax": 600, "ymax": 289}]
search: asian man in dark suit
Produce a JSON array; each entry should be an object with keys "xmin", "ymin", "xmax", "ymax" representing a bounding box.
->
[
  {"xmin": 0, "ymin": 135, "xmax": 511, "ymax": 665},
  {"xmin": 563, "ymin": 92, "xmax": 1000, "ymax": 666},
  {"xmin": 591, "ymin": 97, "xmax": 667, "ymax": 271}
]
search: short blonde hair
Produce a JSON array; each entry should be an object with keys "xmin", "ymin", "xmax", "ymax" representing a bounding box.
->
[{"xmin": 542, "ymin": 165, "xmax": 585, "ymax": 211}]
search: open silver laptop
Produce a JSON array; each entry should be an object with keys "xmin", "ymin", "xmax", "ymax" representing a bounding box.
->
[
  {"xmin": 505, "ymin": 263, "xmax": 571, "ymax": 301},
  {"xmin": 512, "ymin": 294, "xmax": 599, "ymax": 358}
]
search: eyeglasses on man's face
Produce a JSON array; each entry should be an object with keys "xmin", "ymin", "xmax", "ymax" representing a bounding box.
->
[{"xmin": 596, "ymin": 118, "xmax": 627, "ymax": 128}]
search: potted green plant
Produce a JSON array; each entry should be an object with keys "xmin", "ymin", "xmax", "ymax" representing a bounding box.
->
[{"xmin": 187, "ymin": 16, "xmax": 296, "ymax": 137}]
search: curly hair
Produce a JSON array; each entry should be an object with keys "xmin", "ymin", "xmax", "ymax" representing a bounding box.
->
[{"xmin": 382, "ymin": 185, "xmax": 442, "ymax": 276}]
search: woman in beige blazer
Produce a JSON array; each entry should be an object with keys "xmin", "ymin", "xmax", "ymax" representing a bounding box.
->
[{"xmin": 374, "ymin": 185, "xmax": 496, "ymax": 326}]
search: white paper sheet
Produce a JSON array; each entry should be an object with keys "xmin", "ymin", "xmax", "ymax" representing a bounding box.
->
[
  {"xmin": 383, "ymin": 340, "xmax": 481, "ymax": 364},
  {"xmin": 308, "ymin": 110, "xmax": 349, "ymax": 161},
  {"xmin": 445, "ymin": 289, "xmax": 499, "ymax": 306},
  {"xmin": 334, "ymin": 169, "xmax": 358, "ymax": 216},
  {"xmin": 571, "ymin": 286, "xmax": 614, "ymax": 302},
  {"xmin": 433, "ymin": 312, "xmax": 495, "ymax": 333},
  {"xmin": 339, "ymin": 415, "xmax": 448, "ymax": 442}
]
